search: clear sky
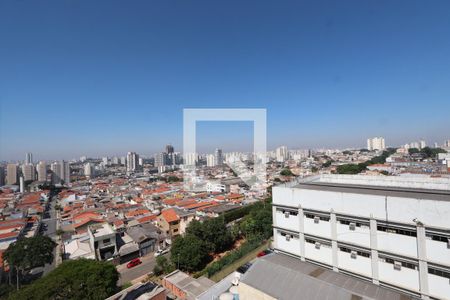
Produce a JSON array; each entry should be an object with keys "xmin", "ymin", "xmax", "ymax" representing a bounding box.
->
[{"xmin": 1, "ymin": 0, "xmax": 449, "ymax": 161}]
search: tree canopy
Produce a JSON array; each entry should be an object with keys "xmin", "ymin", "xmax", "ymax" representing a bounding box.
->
[
  {"xmin": 187, "ymin": 218, "xmax": 233, "ymax": 253},
  {"xmin": 170, "ymin": 234, "xmax": 211, "ymax": 272},
  {"xmin": 4, "ymin": 236, "xmax": 55, "ymax": 273},
  {"xmin": 8, "ymin": 259, "xmax": 119, "ymax": 300},
  {"xmin": 280, "ymin": 168, "xmax": 293, "ymax": 176}
]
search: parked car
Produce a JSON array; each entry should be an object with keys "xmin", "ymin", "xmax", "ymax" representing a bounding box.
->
[
  {"xmin": 126, "ymin": 258, "xmax": 142, "ymax": 269},
  {"xmin": 257, "ymin": 249, "xmax": 273, "ymax": 257},
  {"xmin": 237, "ymin": 262, "xmax": 252, "ymax": 274},
  {"xmin": 154, "ymin": 248, "xmax": 170, "ymax": 257}
]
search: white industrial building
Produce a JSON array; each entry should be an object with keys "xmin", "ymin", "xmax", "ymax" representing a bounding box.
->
[{"xmin": 272, "ymin": 174, "xmax": 450, "ymax": 300}]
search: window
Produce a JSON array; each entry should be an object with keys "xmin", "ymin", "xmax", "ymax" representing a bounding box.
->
[
  {"xmin": 305, "ymin": 213, "xmax": 329, "ymax": 222},
  {"xmin": 339, "ymin": 246, "xmax": 370, "ymax": 258},
  {"xmin": 103, "ymin": 238, "xmax": 110, "ymax": 244},
  {"xmin": 429, "ymin": 268, "xmax": 450, "ymax": 279},
  {"xmin": 279, "ymin": 209, "xmax": 298, "ymax": 217},
  {"xmin": 426, "ymin": 233, "xmax": 449, "ymax": 243},
  {"xmin": 377, "ymin": 225, "xmax": 417, "ymax": 237},
  {"xmin": 381, "ymin": 257, "xmax": 416, "ymax": 270}
]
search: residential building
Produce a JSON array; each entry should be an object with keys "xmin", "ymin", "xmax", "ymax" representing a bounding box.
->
[
  {"xmin": 166, "ymin": 144, "xmax": 174, "ymax": 154},
  {"xmin": 184, "ymin": 153, "xmax": 198, "ymax": 166},
  {"xmin": 0, "ymin": 167, "xmax": 4, "ymax": 186},
  {"xmin": 367, "ymin": 137, "xmax": 386, "ymax": 151},
  {"xmin": 157, "ymin": 208, "xmax": 180, "ymax": 238},
  {"xmin": 272, "ymin": 174, "xmax": 450, "ymax": 299},
  {"xmin": 50, "ymin": 161, "xmax": 62, "ymax": 184},
  {"xmin": 206, "ymin": 154, "xmax": 216, "ymax": 167},
  {"xmin": 25, "ymin": 152, "xmax": 33, "ymax": 165},
  {"xmin": 162, "ymin": 270, "xmax": 215, "ymax": 300},
  {"xmin": 61, "ymin": 160, "xmax": 70, "ymax": 185},
  {"xmin": 88, "ymin": 223, "xmax": 117, "ymax": 260},
  {"xmin": 22, "ymin": 164, "xmax": 35, "ymax": 181},
  {"xmin": 215, "ymin": 148, "xmax": 223, "ymax": 166},
  {"xmin": 126, "ymin": 151, "xmax": 138, "ymax": 172},
  {"xmin": 276, "ymin": 146, "xmax": 288, "ymax": 162},
  {"xmin": 155, "ymin": 152, "xmax": 169, "ymax": 167},
  {"xmin": 6, "ymin": 164, "xmax": 18, "ymax": 185},
  {"xmin": 36, "ymin": 161, "xmax": 47, "ymax": 182},
  {"xmin": 84, "ymin": 162, "xmax": 93, "ymax": 178}
]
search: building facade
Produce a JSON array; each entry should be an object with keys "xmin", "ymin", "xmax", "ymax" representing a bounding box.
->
[
  {"xmin": 6, "ymin": 164, "xmax": 18, "ymax": 185},
  {"xmin": 367, "ymin": 137, "xmax": 386, "ymax": 151},
  {"xmin": 272, "ymin": 175, "xmax": 450, "ymax": 299}
]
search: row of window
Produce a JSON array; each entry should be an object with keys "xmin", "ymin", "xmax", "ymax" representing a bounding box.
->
[
  {"xmin": 276, "ymin": 208, "xmax": 449, "ymax": 242},
  {"xmin": 278, "ymin": 231, "xmax": 450, "ymax": 279},
  {"xmin": 339, "ymin": 246, "xmax": 371, "ymax": 258},
  {"xmin": 377, "ymin": 225, "xmax": 417, "ymax": 237}
]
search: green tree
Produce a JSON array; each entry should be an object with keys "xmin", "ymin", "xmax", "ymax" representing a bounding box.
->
[
  {"xmin": 170, "ymin": 234, "xmax": 211, "ymax": 272},
  {"xmin": 153, "ymin": 255, "xmax": 175, "ymax": 276},
  {"xmin": 186, "ymin": 218, "xmax": 233, "ymax": 253},
  {"xmin": 408, "ymin": 148, "xmax": 420, "ymax": 155},
  {"xmin": 336, "ymin": 164, "xmax": 366, "ymax": 174},
  {"xmin": 8, "ymin": 259, "xmax": 119, "ymax": 300},
  {"xmin": 4, "ymin": 236, "xmax": 55, "ymax": 289},
  {"xmin": 280, "ymin": 168, "xmax": 293, "ymax": 176}
]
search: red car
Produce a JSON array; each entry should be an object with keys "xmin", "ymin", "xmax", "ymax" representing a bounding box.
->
[
  {"xmin": 257, "ymin": 249, "xmax": 273, "ymax": 257},
  {"xmin": 127, "ymin": 258, "xmax": 142, "ymax": 268}
]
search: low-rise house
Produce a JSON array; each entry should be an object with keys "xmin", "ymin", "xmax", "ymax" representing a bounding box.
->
[
  {"xmin": 88, "ymin": 223, "xmax": 117, "ymax": 260},
  {"xmin": 162, "ymin": 270, "xmax": 215, "ymax": 300}
]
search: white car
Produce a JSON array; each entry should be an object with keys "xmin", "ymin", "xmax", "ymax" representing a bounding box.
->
[{"xmin": 154, "ymin": 248, "xmax": 170, "ymax": 257}]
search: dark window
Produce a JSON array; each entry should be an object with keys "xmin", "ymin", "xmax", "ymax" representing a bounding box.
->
[
  {"xmin": 377, "ymin": 225, "xmax": 417, "ymax": 237},
  {"xmin": 426, "ymin": 233, "xmax": 449, "ymax": 243},
  {"xmin": 429, "ymin": 268, "xmax": 450, "ymax": 279},
  {"xmin": 305, "ymin": 213, "xmax": 329, "ymax": 221},
  {"xmin": 103, "ymin": 238, "xmax": 110, "ymax": 244}
]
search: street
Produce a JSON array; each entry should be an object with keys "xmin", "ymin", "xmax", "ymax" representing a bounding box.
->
[
  {"xmin": 41, "ymin": 196, "xmax": 58, "ymax": 275},
  {"xmin": 116, "ymin": 253, "xmax": 160, "ymax": 286}
]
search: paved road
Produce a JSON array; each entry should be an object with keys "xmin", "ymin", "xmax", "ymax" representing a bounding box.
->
[
  {"xmin": 42, "ymin": 196, "xmax": 58, "ymax": 275},
  {"xmin": 117, "ymin": 253, "xmax": 168, "ymax": 286}
]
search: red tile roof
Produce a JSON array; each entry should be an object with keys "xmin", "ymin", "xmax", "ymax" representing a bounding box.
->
[{"xmin": 161, "ymin": 208, "xmax": 179, "ymax": 223}]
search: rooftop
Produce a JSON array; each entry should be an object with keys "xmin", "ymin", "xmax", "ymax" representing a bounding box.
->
[
  {"xmin": 241, "ymin": 253, "xmax": 412, "ymax": 300},
  {"xmin": 283, "ymin": 174, "xmax": 450, "ymax": 201}
]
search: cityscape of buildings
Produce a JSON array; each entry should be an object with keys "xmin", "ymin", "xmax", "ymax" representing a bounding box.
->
[{"xmin": 0, "ymin": 136, "xmax": 449, "ymax": 299}]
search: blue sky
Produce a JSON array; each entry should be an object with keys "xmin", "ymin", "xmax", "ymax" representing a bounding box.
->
[{"xmin": 1, "ymin": 0, "xmax": 449, "ymax": 161}]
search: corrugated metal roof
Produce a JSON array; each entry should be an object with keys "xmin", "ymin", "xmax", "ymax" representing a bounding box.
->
[{"xmin": 240, "ymin": 253, "xmax": 413, "ymax": 300}]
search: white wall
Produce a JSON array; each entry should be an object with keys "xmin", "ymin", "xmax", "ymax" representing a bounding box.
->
[
  {"xmin": 426, "ymin": 239, "xmax": 450, "ymax": 266},
  {"xmin": 337, "ymin": 251, "xmax": 372, "ymax": 278},
  {"xmin": 304, "ymin": 217, "xmax": 331, "ymax": 239},
  {"xmin": 304, "ymin": 242, "xmax": 333, "ymax": 266},
  {"xmin": 275, "ymin": 209, "xmax": 299, "ymax": 232},
  {"xmin": 276, "ymin": 231, "xmax": 300, "ymax": 255},
  {"xmin": 378, "ymin": 261, "xmax": 419, "ymax": 292},
  {"xmin": 428, "ymin": 273, "xmax": 450, "ymax": 300},
  {"xmin": 336, "ymin": 223, "xmax": 371, "ymax": 248},
  {"xmin": 377, "ymin": 232, "xmax": 417, "ymax": 258},
  {"xmin": 273, "ymin": 186, "xmax": 450, "ymax": 230}
]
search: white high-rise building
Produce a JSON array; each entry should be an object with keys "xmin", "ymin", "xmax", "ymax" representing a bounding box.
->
[
  {"xmin": 6, "ymin": 164, "xmax": 18, "ymax": 185},
  {"xmin": 419, "ymin": 140, "xmax": 426, "ymax": 150},
  {"xmin": 367, "ymin": 137, "xmax": 386, "ymax": 151},
  {"xmin": 183, "ymin": 153, "xmax": 198, "ymax": 166},
  {"xmin": 276, "ymin": 146, "xmax": 289, "ymax": 162},
  {"xmin": 37, "ymin": 161, "xmax": 47, "ymax": 182},
  {"xmin": 84, "ymin": 162, "xmax": 93, "ymax": 178},
  {"xmin": 25, "ymin": 152, "xmax": 33, "ymax": 165},
  {"xmin": 126, "ymin": 152, "xmax": 138, "ymax": 172},
  {"xmin": 102, "ymin": 157, "xmax": 109, "ymax": 166},
  {"xmin": 206, "ymin": 154, "xmax": 216, "ymax": 167},
  {"xmin": 50, "ymin": 161, "xmax": 62, "ymax": 184},
  {"xmin": 22, "ymin": 164, "xmax": 35, "ymax": 181},
  {"xmin": 273, "ymin": 174, "xmax": 450, "ymax": 299},
  {"xmin": 215, "ymin": 148, "xmax": 223, "ymax": 166}
]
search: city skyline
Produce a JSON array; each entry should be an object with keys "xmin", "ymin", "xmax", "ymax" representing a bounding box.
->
[{"xmin": 1, "ymin": 1, "xmax": 450, "ymax": 160}]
